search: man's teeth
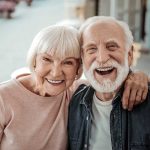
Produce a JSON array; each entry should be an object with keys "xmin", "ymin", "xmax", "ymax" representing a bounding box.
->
[
  {"xmin": 96, "ymin": 67, "xmax": 114, "ymax": 71},
  {"xmin": 47, "ymin": 80, "xmax": 63, "ymax": 84}
]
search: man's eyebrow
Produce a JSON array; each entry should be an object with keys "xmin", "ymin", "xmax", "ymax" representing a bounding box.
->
[
  {"xmin": 106, "ymin": 39, "xmax": 119, "ymax": 44},
  {"xmin": 82, "ymin": 42, "xmax": 96, "ymax": 49}
]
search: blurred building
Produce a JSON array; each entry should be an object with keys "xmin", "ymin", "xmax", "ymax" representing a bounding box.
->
[{"xmin": 64, "ymin": 0, "xmax": 150, "ymax": 51}]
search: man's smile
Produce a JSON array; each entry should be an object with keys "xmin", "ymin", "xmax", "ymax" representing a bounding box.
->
[{"xmin": 95, "ymin": 66, "xmax": 115, "ymax": 75}]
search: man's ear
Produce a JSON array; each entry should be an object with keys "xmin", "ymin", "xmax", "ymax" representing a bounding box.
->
[{"xmin": 128, "ymin": 45, "xmax": 134, "ymax": 66}]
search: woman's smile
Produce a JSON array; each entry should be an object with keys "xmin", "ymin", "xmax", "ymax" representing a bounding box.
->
[{"xmin": 46, "ymin": 78, "xmax": 64, "ymax": 85}]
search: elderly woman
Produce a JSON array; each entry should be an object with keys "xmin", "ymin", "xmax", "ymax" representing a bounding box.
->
[{"xmin": 0, "ymin": 24, "xmax": 149, "ymax": 150}]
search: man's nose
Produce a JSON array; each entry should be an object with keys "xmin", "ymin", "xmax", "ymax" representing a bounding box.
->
[{"xmin": 96, "ymin": 47, "xmax": 109, "ymax": 64}]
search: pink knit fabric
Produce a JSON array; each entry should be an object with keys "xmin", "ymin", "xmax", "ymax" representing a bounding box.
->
[{"xmin": 0, "ymin": 78, "xmax": 71, "ymax": 150}]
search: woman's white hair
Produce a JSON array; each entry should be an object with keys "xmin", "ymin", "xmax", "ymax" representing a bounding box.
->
[
  {"xmin": 79, "ymin": 16, "xmax": 133, "ymax": 51},
  {"xmin": 27, "ymin": 24, "xmax": 81, "ymax": 72}
]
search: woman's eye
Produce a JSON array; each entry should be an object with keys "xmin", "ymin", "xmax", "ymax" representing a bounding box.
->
[
  {"xmin": 43, "ymin": 57, "xmax": 49, "ymax": 61},
  {"xmin": 42, "ymin": 57, "xmax": 52, "ymax": 62},
  {"xmin": 64, "ymin": 61, "xmax": 73, "ymax": 65}
]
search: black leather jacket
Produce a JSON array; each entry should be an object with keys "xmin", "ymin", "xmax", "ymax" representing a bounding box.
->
[{"xmin": 68, "ymin": 83, "xmax": 150, "ymax": 150}]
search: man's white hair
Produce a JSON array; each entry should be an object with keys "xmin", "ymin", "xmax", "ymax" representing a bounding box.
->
[
  {"xmin": 27, "ymin": 25, "xmax": 81, "ymax": 73},
  {"xmin": 79, "ymin": 16, "xmax": 133, "ymax": 51}
]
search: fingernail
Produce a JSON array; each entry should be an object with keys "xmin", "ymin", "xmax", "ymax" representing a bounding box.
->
[
  {"xmin": 123, "ymin": 105, "xmax": 127, "ymax": 109},
  {"xmin": 128, "ymin": 108, "xmax": 132, "ymax": 111}
]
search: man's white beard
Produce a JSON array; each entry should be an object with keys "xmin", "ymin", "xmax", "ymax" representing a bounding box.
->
[{"xmin": 83, "ymin": 54, "xmax": 129, "ymax": 93}]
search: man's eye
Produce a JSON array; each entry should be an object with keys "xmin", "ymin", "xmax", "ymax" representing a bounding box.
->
[
  {"xmin": 109, "ymin": 45, "xmax": 116, "ymax": 47},
  {"xmin": 90, "ymin": 48, "xmax": 97, "ymax": 50},
  {"xmin": 107, "ymin": 45, "xmax": 118, "ymax": 50},
  {"xmin": 87, "ymin": 48, "xmax": 97, "ymax": 54}
]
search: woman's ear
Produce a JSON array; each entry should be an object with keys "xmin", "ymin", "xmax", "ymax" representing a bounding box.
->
[
  {"xmin": 33, "ymin": 59, "xmax": 36, "ymax": 70},
  {"xmin": 128, "ymin": 45, "xmax": 134, "ymax": 66},
  {"xmin": 75, "ymin": 60, "xmax": 83, "ymax": 80}
]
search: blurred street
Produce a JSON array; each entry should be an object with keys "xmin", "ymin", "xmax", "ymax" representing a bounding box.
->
[
  {"xmin": 0, "ymin": 0, "xmax": 65, "ymax": 81},
  {"xmin": 133, "ymin": 52, "xmax": 150, "ymax": 75},
  {"xmin": 132, "ymin": 43, "xmax": 150, "ymax": 75},
  {"xmin": 0, "ymin": 0, "xmax": 149, "ymax": 82}
]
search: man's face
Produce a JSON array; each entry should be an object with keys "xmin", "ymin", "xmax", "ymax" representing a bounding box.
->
[{"xmin": 82, "ymin": 21, "xmax": 133, "ymax": 93}]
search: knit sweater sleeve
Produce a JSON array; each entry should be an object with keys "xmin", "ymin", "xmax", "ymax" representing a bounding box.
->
[
  {"xmin": 70, "ymin": 79, "xmax": 89, "ymax": 93},
  {"xmin": 0, "ymin": 95, "xmax": 5, "ymax": 142}
]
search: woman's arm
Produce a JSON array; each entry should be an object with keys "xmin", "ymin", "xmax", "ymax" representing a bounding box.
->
[
  {"xmin": 122, "ymin": 71, "xmax": 149, "ymax": 111},
  {"xmin": 0, "ymin": 96, "xmax": 5, "ymax": 143}
]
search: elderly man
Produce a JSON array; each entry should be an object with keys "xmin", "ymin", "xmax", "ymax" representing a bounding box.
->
[{"xmin": 68, "ymin": 16, "xmax": 150, "ymax": 150}]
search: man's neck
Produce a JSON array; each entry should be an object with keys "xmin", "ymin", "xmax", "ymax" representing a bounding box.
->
[
  {"xmin": 95, "ymin": 84, "xmax": 124, "ymax": 101},
  {"xmin": 95, "ymin": 92, "xmax": 116, "ymax": 101}
]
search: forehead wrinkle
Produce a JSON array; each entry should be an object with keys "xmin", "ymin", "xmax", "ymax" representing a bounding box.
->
[
  {"xmin": 105, "ymin": 38, "xmax": 120, "ymax": 44},
  {"xmin": 41, "ymin": 51, "xmax": 76, "ymax": 62}
]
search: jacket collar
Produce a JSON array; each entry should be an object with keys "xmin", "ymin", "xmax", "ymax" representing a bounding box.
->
[
  {"xmin": 80, "ymin": 85, "xmax": 95, "ymax": 109},
  {"xmin": 79, "ymin": 84, "xmax": 125, "ymax": 108},
  {"xmin": 112, "ymin": 85, "xmax": 124, "ymax": 106}
]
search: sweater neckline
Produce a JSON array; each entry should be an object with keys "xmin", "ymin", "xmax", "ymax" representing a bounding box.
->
[{"xmin": 12, "ymin": 78, "xmax": 64, "ymax": 101}]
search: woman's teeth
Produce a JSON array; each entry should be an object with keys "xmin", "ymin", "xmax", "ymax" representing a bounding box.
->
[{"xmin": 47, "ymin": 79, "xmax": 63, "ymax": 84}]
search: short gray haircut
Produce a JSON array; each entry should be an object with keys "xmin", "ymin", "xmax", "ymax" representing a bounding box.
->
[
  {"xmin": 79, "ymin": 16, "xmax": 133, "ymax": 51},
  {"xmin": 27, "ymin": 25, "xmax": 81, "ymax": 72}
]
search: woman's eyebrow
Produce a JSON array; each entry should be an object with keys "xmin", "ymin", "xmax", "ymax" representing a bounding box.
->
[
  {"xmin": 64, "ymin": 57, "xmax": 77, "ymax": 60},
  {"xmin": 43, "ymin": 53, "xmax": 53, "ymax": 58}
]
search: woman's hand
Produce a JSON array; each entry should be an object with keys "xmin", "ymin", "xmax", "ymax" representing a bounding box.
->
[{"xmin": 122, "ymin": 71, "xmax": 149, "ymax": 111}]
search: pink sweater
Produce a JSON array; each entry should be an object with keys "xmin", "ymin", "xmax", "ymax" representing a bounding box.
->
[{"xmin": 0, "ymin": 79, "xmax": 72, "ymax": 150}]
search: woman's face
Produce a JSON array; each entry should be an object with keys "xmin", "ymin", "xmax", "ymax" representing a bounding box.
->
[{"xmin": 33, "ymin": 52, "xmax": 79, "ymax": 96}]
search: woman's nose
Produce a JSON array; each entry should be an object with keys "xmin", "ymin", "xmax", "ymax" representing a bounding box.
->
[{"xmin": 50, "ymin": 64, "xmax": 63, "ymax": 77}]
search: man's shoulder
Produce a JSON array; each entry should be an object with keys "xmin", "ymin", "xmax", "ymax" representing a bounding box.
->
[
  {"xmin": 69, "ymin": 84, "xmax": 90, "ymax": 105},
  {"xmin": 131, "ymin": 82, "xmax": 150, "ymax": 113},
  {"xmin": 148, "ymin": 82, "xmax": 150, "ymax": 97},
  {"xmin": 148, "ymin": 82, "xmax": 150, "ymax": 90},
  {"xmin": 70, "ymin": 83, "xmax": 95, "ymax": 107},
  {"xmin": 72, "ymin": 83, "xmax": 91, "ymax": 98},
  {"xmin": 147, "ymin": 82, "xmax": 150, "ymax": 95},
  {"xmin": 74, "ymin": 83, "xmax": 88, "ymax": 92}
]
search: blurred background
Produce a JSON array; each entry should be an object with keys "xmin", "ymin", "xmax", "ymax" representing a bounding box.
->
[{"xmin": 0, "ymin": 0, "xmax": 150, "ymax": 82}]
